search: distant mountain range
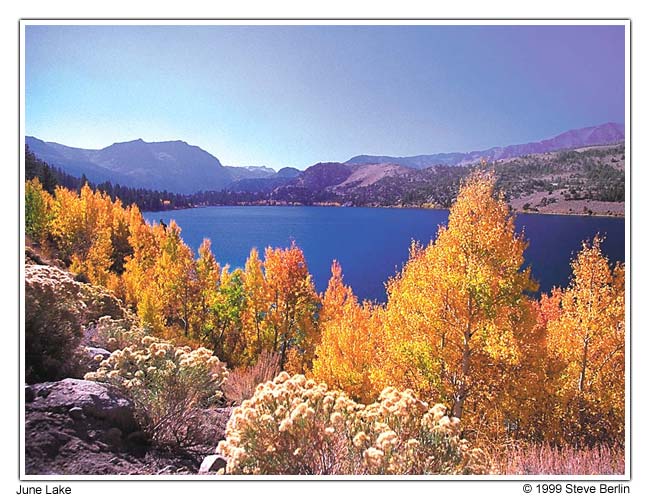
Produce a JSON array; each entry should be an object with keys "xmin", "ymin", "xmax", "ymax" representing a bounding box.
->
[
  {"xmin": 25, "ymin": 136, "xmax": 288, "ymax": 194},
  {"xmin": 26, "ymin": 122, "xmax": 624, "ymax": 194},
  {"xmin": 268, "ymin": 143, "xmax": 625, "ymax": 215},
  {"xmin": 346, "ymin": 122, "xmax": 624, "ymax": 169}
]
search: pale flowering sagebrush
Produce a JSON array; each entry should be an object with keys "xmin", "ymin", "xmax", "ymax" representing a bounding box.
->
[
  {"xmin": 25, "ymin": 264, "xmax": 85, "ymax": 382},
  {"xmin": 348, "ymin": 387, "xmax": 489, "ymax": 474},
  {"xmin": 85, "ymin": 336, "xmax": 228, "ymax": 449},
  {"xmin": 88, "ymin": 316, "xmax": 147, "ymax": 351},
  {"xmin": 218, "ymin": 372, "xmax": 360, "ymax": 474},
  {"xmin": 217, "ymin": 373, "xmax": 488, "ymax": 475}
]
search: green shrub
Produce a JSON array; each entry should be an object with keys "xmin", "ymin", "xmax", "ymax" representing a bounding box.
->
[{"xmin": 25, "ymin": 178, "xmax": 52, "ymax": 242}]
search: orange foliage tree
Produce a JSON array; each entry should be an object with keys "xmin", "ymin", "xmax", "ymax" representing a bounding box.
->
[
  {"xmin": 375, "ymin": 172, "xmax": 543, "ymax": 438},
  {"xmin": 312, "ymin": 261, "xmax": 380, "ymax": 403},
  {"xmin": 263, "ymin": 244, "xmax": 320, "ymax": 372},
  {"xmin": 241, "ymin": 243, "xmax": 320, "ymax": 371},
  {"xmin": 540, "ymin": 236, "xmax": 625, "ymax": 445}
]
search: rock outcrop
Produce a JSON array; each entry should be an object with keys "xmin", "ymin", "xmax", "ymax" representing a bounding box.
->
[
  {"xmin": 25, "ymin": 378, "xmax": 139, "ymax": 475},
  {"xmin": 24, "ymin": 378, "xmax": 233, "ymax": 475},
  {"xmin": 28, "ymin": 378, "xmax": 137, "ymax": 431}
]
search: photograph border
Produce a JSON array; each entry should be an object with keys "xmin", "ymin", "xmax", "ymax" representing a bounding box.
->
[{"xmin": 18, "ymin": 18, "xmax": 632, "ymax": 482}]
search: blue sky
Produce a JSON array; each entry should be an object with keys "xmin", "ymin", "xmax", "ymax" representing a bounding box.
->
[{"xmin": 25, "ymin": 24, "xmax": 625, "ymax": 170}]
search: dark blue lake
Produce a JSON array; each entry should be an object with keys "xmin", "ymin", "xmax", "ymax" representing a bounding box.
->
[{"xmin": 144, "ymin": 206, "xmax": 625, "ymax": 303}]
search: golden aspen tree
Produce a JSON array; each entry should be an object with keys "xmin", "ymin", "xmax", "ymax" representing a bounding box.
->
[
  {"xmin": 193, "ymin": 238, "xmax": 221, "ymax": 338},
  {"xmin": 109, "ymin": 198, "xmax": 133, "ymax": 274},
  {"xmin": 371, "ymin": 242, "xmax": 442, "ymax": 399},
  {"xmin": 50, "ymin": 184, "xmax": 115, "ymax": 286},
  {"xmin": 154, "ymin": 220, "xmax": 197, "ymax": 336},
  {"xmin": 312, "ymin": 261, "xmax": 380, "ymax": 403},
  {"xmin": 479, "ymin": 299, "xmax": 553, "ymax": 441},
  {"xmin": 72, "ymin": 221, "xmax": 113, "ymax": 286},
  {"xmin": 122, "ymin": 206, "xmax": 160, "ymax": 308},
  {"xmin": 123, "ymin": 218, "xmax": 183, "ymax": 335},
  {"xmin": 209, "ymin": 266, "xmax": 246, "ymax": 366},
  {"xmin": 262, "ymin": 243, "xmax": 320, "ymax": 371},
  {"xmin": 543, "ymin": 236, "xmax": 625, "ymax": 445},
  {"xmin": 138, "ymin": 285, "xmax": 165, "ymax": 332},
  {"xmin": 100, "ymin": 198, "xmax": 134, "ymax": 298},
  {"xmin": 318, "ymin": 260, "xmax": 351, "ymax": 324},
  {"xmin": 241, "ymin": 248, "xmax": 268, "ymax": 362},
  {"xmin": 378, "ymin": 172, "xmax": 539, "ymax": 429},
  {"xmin": 50, "ymin": 185, "xmax": 86, "ymax": 262}
]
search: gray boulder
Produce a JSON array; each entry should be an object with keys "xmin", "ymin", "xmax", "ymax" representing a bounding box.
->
[
  {"xmin": 199, "ymin": 454, "xmax": 227, "ymax": 474},
  {"xmin": 27, "ymin": 378, "xmax": 137, "ymax": 432},
  {"xmin": 82, "ymin": 346, "xmax": 112, "ymax": 372}
]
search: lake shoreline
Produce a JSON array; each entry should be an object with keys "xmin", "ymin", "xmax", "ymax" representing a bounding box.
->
[{"xmin": 145, "ymin": 201, "xmax": 626, "ymax": 219}]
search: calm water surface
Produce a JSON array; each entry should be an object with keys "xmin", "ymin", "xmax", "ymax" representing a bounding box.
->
[{"xmin": 144, "ymin": 206, "xmax": 625, "ymax": 302}]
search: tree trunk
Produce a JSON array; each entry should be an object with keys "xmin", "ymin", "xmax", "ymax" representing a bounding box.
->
[
  {"xmin": 452, "ymin": 396, "xmax": 465, "ymax": 419},
  {"xmin": 578, "ymin": 336, "xmax": 589, "ymax": 392},
  {"xmin": 452, "ymin": 344, "xmax": 471, "ymax": 419},
  {"xmin": 279, "ymin": 339, "xmax": 288, "ymax": 371},
  {"xmin": 453, "ymin": 297, "xmax": 473, "ymax": 419}
]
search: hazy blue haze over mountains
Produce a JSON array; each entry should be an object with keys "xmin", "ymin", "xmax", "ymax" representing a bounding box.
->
[
  {"xmin": 26, "ymin": 122, "xmax": 624, "ymax": 194},
  {"xmin": 26, "ymin": 136, "xmax": 276, "ymax": 194},
  {"xmin": 26, "ymin": 136, "xmax": 232, "ymax": 193},
  {"xmin": 346, "ymin": 123, "xmax": 625, "ymax": 168}
]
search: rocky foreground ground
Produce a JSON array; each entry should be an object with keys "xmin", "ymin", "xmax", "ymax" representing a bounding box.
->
[{"xmin": 25, "ymin": 378, "xmax": 232, "ymax": 475}]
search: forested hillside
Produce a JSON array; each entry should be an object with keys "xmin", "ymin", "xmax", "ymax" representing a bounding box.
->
[{"xmin": 27, "ymin": 143, "xmax": 625, "ymax": 216}]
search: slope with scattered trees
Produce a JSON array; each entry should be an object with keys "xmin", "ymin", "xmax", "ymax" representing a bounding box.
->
[{"xmin": 27, "ymin": 142, "xmax": 625, "ymax": 217}]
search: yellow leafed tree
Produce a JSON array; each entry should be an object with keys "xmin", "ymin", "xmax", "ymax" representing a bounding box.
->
[
  {"xmin": 240, "ymin": 244, "xmax": 320, "ymax": 371},
  {"xmin": 51, "ymin": 184, "xmax": 116, "ymax": 286},
  {"xmin": 542, "ymin": 236, "xmax": 625, "ymax": 445},
  {"xmin": 123, "ymin": 218, "xmax": 198, "ymax": 336},
  {"xmin": 153, "ymin": 220, "xmax": 197, "ymax": 336},
  {"xmin": 377, "ymin": 172, "xmax": 540, "ymax": 434},
  {"xmin": 192, "ymin": 238, "xmax": 221, "ymax": 338},
  {"xmin": 241, "ymin": 248, "xmax": 268, "ymax": 362},
  {"xmin": 312, "ymin": 261, "xmax": 380, "ymax": 403}
]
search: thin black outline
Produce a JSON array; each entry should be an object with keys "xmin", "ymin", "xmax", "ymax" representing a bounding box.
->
[{"xmin": 17, "ymin": 18, "xmax": 632, "ymax": 484}]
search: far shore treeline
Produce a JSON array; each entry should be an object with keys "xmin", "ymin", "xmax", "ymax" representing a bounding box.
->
[{"xmin": 25, "ymin": 143, "xmax": 625, "ymax": 215}]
